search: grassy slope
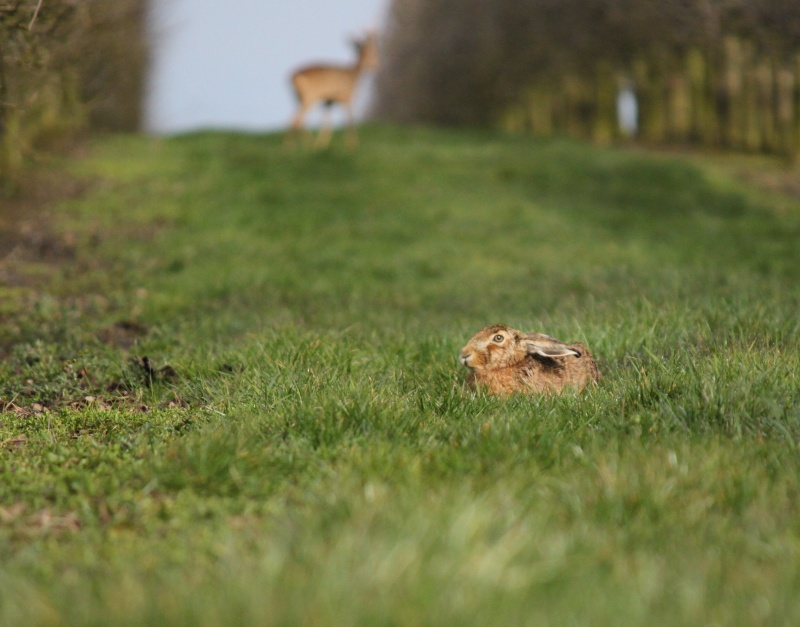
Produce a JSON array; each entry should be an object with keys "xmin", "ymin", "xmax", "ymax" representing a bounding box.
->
[{"xmin": 1, "ymin": 127, "xmax": 800, "ymax": 625}]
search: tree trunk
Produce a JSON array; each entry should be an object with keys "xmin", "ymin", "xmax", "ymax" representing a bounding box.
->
[{"xmin": 0, "ymin": 40, "xmax": 7, "ymax": 140}]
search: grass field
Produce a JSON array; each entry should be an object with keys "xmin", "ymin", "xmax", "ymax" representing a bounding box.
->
[{"xmin": 1, "ymin": 126, "xmax": 800, "ymax": 625}]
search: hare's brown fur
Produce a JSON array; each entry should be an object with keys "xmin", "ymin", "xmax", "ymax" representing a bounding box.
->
[{"xmin": 459, "ymin": 324, "xmax": 599, "ymax": 395}]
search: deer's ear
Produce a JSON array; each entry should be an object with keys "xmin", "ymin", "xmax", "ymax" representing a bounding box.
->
[{"xmin": 523, "ymin": 335, "xmax": 581, "ymax": 358}]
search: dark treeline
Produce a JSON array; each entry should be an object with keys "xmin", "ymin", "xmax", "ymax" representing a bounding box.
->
[
  {"xmin": 1, "ymin": 0, "xmax": 147, "ymax": 191},
  {"xmin": 374, "ymin": 0, "xmax": 800, "ymax": 157}
]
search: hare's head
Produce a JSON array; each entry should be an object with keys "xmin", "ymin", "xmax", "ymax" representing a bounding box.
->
[{"xmin": 459, "ymin": 324, "xmax": 581, "ymax": 372}]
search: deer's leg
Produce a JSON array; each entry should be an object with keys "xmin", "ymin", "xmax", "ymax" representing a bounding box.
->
[
  {"xmin": 285, "ymin": 101, "xmax": 313, "ymax": 148},
  {"xmin": 344, "ymin": 103, "xmax": 358, "ymax": 150},
  {"xmin": 314, "ymin": 103, "xmax": 334, "ymax": 148}
]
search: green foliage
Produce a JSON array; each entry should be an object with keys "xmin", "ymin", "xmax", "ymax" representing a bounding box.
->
[
  {"xmin": 0, "ymin": 0, "xmax": 147, "ymax": 192},
  {"xmin": 2, "ymin": 128, "xmax": 800, "ymax": 624},
  {"xmin": 377, "ymin": 1, "xmax": 800, "ymax": 157}
]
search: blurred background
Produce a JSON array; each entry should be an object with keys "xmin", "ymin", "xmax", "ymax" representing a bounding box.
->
[
  {"xmin": 2, "ymin": 0, "xmax": 800, "ymax": 190},
  {"xmin": 146, "ymin": 0, "xmax": 386, "ymax": 133}
]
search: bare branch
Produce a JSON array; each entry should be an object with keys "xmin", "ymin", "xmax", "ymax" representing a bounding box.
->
[{"xmin": 28, "ymin": 0, "xmax": 43, "ymax": 30}]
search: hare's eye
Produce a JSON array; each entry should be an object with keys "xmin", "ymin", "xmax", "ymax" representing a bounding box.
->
[{"xmin": 493, "ymin": 334, "xmax": 504, "ymax": 343}]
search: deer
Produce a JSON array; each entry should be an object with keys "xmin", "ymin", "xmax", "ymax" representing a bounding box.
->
[{"xmin": 285, "ymin": 31, "xmax": 379, "ymax": 149}]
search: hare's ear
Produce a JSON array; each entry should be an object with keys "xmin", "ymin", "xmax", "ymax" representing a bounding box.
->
[{"xmin": 524, "ymin": 335, "xmax": 581, "ymax": 359}]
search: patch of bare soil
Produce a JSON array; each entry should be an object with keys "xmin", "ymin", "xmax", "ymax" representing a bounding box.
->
[
  {"xmin": 98, "ymin": 320, "xmax": 150, "ymax": 348},
  {"xmin": 0, "ymin": 502, "xmax": 81, "ymax": 537},
  {"xmin": 1, "ymin": 164, "xmax": 90, "ymax": 360},
  {"xmin": 1, "ymin": 169, "xmax": 87, "ymax": 268},
  {"xmin": 734, "ymin": 167, "xmax": 800, "ymax": 200},
  {"xmin": 1, "ymin": 149, "xmax": 186, "ymax": 414},
  {"xmin": 636, "ymin": 142, "xmax": 800, "ymax": 203}
]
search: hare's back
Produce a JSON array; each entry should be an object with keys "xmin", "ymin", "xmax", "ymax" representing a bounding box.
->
[
  {"xmin": 523, "ymin": 344, "xmax": 598, "ymax": 391},
  {"xmin": 565, "ymin": 342, "xmax": 599, "ymax": 384}
]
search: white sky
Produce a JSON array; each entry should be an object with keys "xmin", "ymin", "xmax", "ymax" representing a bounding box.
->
[{"xmin": 146, "ymin": 0, "xmax": 388, "ymax": 134}]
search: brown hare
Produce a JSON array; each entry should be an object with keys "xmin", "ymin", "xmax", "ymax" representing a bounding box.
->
[{"xmin": 459, "ymin": 324, "xmax": 599, "ymax": 395}]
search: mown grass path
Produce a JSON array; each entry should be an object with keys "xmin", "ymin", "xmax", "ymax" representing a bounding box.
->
[{"xmin": 1, "ymin": 127, "xmax": 800, "ymax": 625}]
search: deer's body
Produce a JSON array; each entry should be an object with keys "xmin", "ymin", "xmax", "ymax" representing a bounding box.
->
[{"xmin": 287, "ymin": 32, "xmax": 378, "ymax": 148}]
